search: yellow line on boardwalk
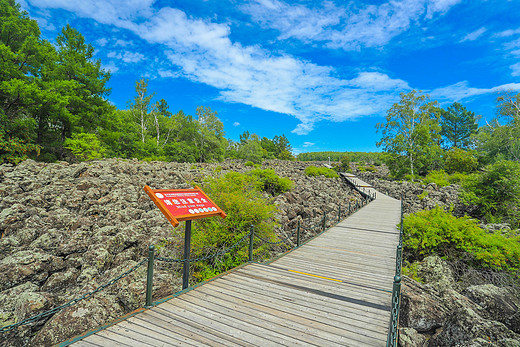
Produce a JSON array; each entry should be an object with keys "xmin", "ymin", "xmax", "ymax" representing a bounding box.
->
[{"xmin": 287, "ymin": 269, "xmax": 343, "ymax": 283}]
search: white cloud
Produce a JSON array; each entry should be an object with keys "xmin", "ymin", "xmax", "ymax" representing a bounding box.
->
[
  {"xmin": 348, "ymin": 72, "xmax": 410, "ymax": 91},
  {"xmin": 431, "ymin": 81, "xmax": 520, "ymax": 101},
  {"xmin": 158, "ymin": 70, "xmax": 181, "ymax": 78},
  {"xmin": 28, "ymin": 0, "xmax": 155, "ymax": 25},
  {"xmin": 302, "ymin": 142, "xmax": 315, "ymax": 147},
  {"xmin": 425, "ymin": 0, "xmax": 462, "ymax": 19},
  {"xmin": 115, "ymin": 39, "xmax": 132, "ymax": 47},
  {"xmin": 242, "ymin": 0, "xmax": 461, "ymax": 50},
  {"xmin": 122, "ymin": 52, "xmax": 144, "ymax": 63},
  {"xmin": 102, "ymin": 62, "xmax": 119, "ymax": 73},
  {"xmin": 96, "ymin": 38, "xmax": 108, "ymax": 47},
  {"xmin": 460, "ymin": 27, "xmax": 487, "ymax": 42},
  {"xmin": 107, "ymin": 51, "xmax": 144, "ymax": 63},
  {"xmin": 511, "ymin": 63, "xmax": 520, "ymax": 77},
  {"xmin": 496, "ymin": 28, "xmax": 520, "ymax": 38},
  {"xmin": 233, "ymin": 122, "xmax": 240, "ymax": 127}
]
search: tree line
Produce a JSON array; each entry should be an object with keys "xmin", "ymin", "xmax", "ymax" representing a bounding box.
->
[
  {"xmin": 0, "ymin": 0, "xmax": 294, "ymax": 164},
  {"xmin": 376, "ymin": 89, "xmax": 520, "ymax": 178}
]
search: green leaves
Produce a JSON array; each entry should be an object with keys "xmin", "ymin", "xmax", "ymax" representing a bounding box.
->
[
  {"xmin": 440, "ymin": 102, "xmax": 478, "ymax": 149},
  {"xmin": 403, "ymin": 206, "xmax": 520, "ymax": 272},
  {"xmin": 376, "ymin": 90, "xmax": 443, "ymax": 178}
]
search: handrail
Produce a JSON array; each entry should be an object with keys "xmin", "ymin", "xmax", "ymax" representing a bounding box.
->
[{"xmin": 386, "ymin": 198, "xmax": 404, "ymax": 346}]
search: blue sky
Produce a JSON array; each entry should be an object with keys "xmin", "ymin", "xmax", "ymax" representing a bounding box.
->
[{"xmin": 20, "ymin": 0, "xmax": 520, "ymax": 154}]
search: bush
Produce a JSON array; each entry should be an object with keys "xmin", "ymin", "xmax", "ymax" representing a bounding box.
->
[
  {"xmin": 189, "ymin": 172, "xmax": 280, "ymax": 282},
  {"xmin": 64, "ymin": 133, "xmax": 106, "ymax": 161},
  {"xmin": 423, "ymin": 169, "xmax": 450, "ymax": 187},
  {"xmin": 247, "ymin": 168, "xmax": 293, "ymax": 195},
  {"xmin": 403, "ymin": 206, "xmax": 520, "ymax": 272},
  {"xmin": 461, "ymin": 160, "xmax": 520, "ymax": 227},
  {"xmin": 335, "ymin": 155, "xmax": 350, "ymax": 172},
  {"xmin": 445, "ymin": 148, "xmax": 478, "ymax": 174},
  {"xmin": 244, "ymin": 161, "xmax": 254, "ymax": 166},
  {"xmin": 304, "ymin": 166, "xmax": 339, "ymax": 178}
]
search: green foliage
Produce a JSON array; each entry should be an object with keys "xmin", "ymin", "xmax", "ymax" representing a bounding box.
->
[
  {"xmin": 304, "ymin": 166, "xmax": 339, "ymax": 178},
  {"xmin": 334, "ymin": 155, "xmax": 351, "ymax": 172},
  {"xmin": 244, "ymin": 161, "xmax": 254, "ymax": 167},
  {"xmin": 473, "ymin": 92, "xmax": 520, "ymax": 164},
  {"xmin": 440, "ymin": 102, "xmax": 478, "ymax": 149},
  {"xmin": 445, "ymin": 148, "xmax": 478, "ymax": 174},
  {"xmin": 423, "ymin": 169, "xmax": 450, "ymax": 187},
  {"xmin": 403, "ymin": 206, "xmax": 520, "ymax": 272},
  {"xmin": 461, "ymin": 160, "xmax": 520, "ymax": 227},
  {"xmin": 402, "ymin": 261, "xmax": 424, "ymax": 283},
  {"xmin": 190, "ymin": 172, "xmax": 279, "ymax": 281},
  {"xmin": 64, "ymin": 133, "xmax": 105, "ymax": 161},
  {"xmin": 297, "ymin": 151, "xmax": 383, "ymax": 164},
  {"xmin": 376, "ymin": 90, "xmax": 443, "ymax": 178},
  {"xmin": 247, "ymin": 168, "xmax": 293, "ymax": 195},
  {"xmin": 417, "ymin": 191, "xmax": 428, "ymax": 200}
]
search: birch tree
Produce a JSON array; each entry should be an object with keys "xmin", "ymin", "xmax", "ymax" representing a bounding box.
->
[{"xmin": 376, "ymin": 90, "xmax": 442, "ymax": 178}]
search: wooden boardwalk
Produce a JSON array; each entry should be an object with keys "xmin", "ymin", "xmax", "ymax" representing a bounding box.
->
[{"xmin": 66, "ymin": 175, "xmax": 401, "ymax": 346}]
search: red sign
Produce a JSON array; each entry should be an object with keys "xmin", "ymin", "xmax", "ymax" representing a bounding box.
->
[{"xmin": 144, "ymin": 185, "xmax": 226, "ymax": 227}]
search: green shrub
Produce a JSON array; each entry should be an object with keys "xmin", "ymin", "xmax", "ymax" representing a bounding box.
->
[
  {"xmin": 445, "ymin": 148, "xmax": 478, "ymax": 174},
  {"xmin": 403, "ymin": 206, "xmax": 520, "ymax": 272},
  {"xmin": 417, "ymin": 191, "xmax": 428, "ymax": 200},
  {"xmin": 244, "ymin": 161, "xmax": 254, "ymax": 167},
  {"xmin": 247, "ymin": 168, "xmax": 293, "ymax": 195},
  {"xmin": 423, "ymin": 169, "xmax": 450, "ymax": 187},
  {"xmin": 64, "ymin": 133, "xmax": 106, "ymax": 161},
  {"xmin": 190, "ymin": 172, "xmax": 280, "ymax": 282},
  {"xmin": 402, "ymin": 261, "xmax": 424, "ymax": 283},
  {"xmin": 304, "ymin": 166, "xmax": 339, "ymax": 178},
  {"xmin": 461, "ymin": 160, "xmax": 520, "ymax": 227},
  {"xmin": 335, "ymin": 155, "xmax": 350, "ymax": 172}
]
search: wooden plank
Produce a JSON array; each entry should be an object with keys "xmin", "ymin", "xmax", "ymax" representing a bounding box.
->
[
  {"xmin": 81, "ymin": 332, "xmax": 134, "ymax": 347},
  {"xmin": 201, "ymin": 281, "xmax": 387, "ymax": 346},
  {"xmin": 133, "ymin": 309, "xmax": 248, "ymax": 347},
  {"xmin": 179, "ymin": 289, "xmax": 342, "ymax": 346},
  {"xmin": 184, "ymin": 285, "xmax": 354, "ymax": 346},
  {"xmin": 223, "ymin": 268, "xmax": 392, "ymax": 317},
  {"xmin": 212, "ymin": 274, "xmax": 391, "ymax": 331},
  {"xmin": 155, "ymin": 301, "xmax": 271, "ymax": 346},
  {"xmin": 160, "ymin": 299, "xmax": 312, "ymax": 346},
  {"xmin": 199, "ymin": 278, "xmax": 389, "ymax": 331}
]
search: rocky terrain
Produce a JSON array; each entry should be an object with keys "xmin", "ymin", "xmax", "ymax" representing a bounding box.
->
[
  {"xmin": 0, "ymin": 158, "xmax": 363, "ymax": 346},
  {"xmin": 399, "ymin": 256, "xmax": 520, "ymax": 346}
]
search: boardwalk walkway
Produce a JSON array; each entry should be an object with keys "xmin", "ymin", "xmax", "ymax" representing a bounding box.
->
[{"xmin": 66, "ymin": 175, "xmax": 401, "ymax": 346}]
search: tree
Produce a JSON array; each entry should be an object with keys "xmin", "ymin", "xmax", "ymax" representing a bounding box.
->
[
  {"xmin": 129, "ymin": 78, "xmax": 154, "ymax": 144},
  {"xmin": 474, "ymin": 91, "xmax": 520, "ymax": 164},
  {"xmin": 440, "ymin": 102, "xmax": 478, "ymax": 149},
  {"xmin": 195, "ymin": 106, "xmax": 226, "ymax": 162},
  {"xmin": 0, "ymin": 0, "xmax": 46, "ymax": 163},
  {"xmin": 376, "ymin": 90, "xmax": 443, "ymax": 178}
]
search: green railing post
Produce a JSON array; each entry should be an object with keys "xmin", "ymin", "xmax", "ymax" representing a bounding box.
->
[
  {"xmin": 387, "ymin": 275, "xmax": 402, "ymax": 347},
  {"xmin": 296, "ymin": 220, "xmax": 301, "ymax": 247},
  {"xmin": 249, "ymin": 225, "xmax": 254, "ymax": 262},
  {"xmin": 338, "ymin": 205, "xmax": 341, "ymax": 223},
  {"xmin": 348, "ymin": 201, "xmax": 351, "ymax": 215},
  {"xmin": 322, "ymin": 211, "xmax": 327, "ymax": 232},
  {"xmin": 396, "ymin": 244, "xmax": 402, "ymax": 275},
  {"xmin": 145, "ymin": 245, "xmax": 155, "ymax": 308}
]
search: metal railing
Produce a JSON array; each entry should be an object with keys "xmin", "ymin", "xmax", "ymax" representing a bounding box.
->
[
  {"xmin": 1, "ymin": 192, "xmax": 376, "ymax": 335},
  {"xmin": 386, "ymin": 198, "xmax": 404, "ymax": 346}
]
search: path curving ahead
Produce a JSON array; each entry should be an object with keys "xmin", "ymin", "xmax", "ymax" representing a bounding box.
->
[{"xmin": 63, "ymin": 174, "xmax": 401, "ymax": 347}]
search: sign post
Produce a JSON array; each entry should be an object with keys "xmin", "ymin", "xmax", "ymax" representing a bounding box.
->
[{"xmin": 144, "ymin": 185, "xmax": 226, "ymax": 290}]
